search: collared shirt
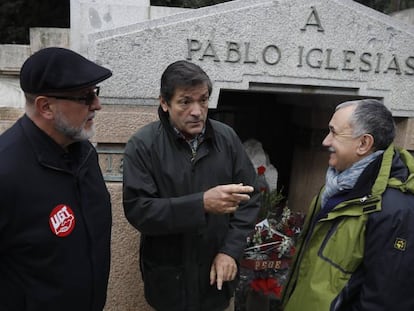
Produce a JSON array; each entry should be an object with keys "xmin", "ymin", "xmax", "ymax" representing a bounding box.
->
[{"xmin": 173, "ymin": 127, "xmax": 206, "ymax": 161}]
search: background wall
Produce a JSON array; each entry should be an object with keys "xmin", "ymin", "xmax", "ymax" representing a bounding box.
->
[{"xmin": 0, "ymin": 2, "xmax": 414, "ymax": 311}]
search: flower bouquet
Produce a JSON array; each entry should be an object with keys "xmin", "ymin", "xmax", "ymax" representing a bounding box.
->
[{"xmin": 235, "ymin": 168, "xmax": 305, "ymax": 311}]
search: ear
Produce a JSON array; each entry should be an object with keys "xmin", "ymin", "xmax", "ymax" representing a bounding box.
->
[
  {"xmin": 34, "ymin": 96, "xmax": 55, "ymax": 120},
  {"xmin": 159, "ymin": 96, "xmax": 169, "ymax": 113},
  {"xmin": 356, "ymin": 134, "xmax": 375, "ymax": 156}
]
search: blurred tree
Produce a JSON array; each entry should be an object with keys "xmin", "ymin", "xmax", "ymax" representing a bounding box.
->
[
  {"xmin": 0, "ymin": 0, "xmax": 413, "ymax": 44},
  {"xmin": 0, "ymin": 0, "xmax": 69, "ymax": 44},
  {"xmin": 151, "ymin": 0, "xmax": 231, "ymax": 8},
  {"xmin": 151, "ymin": 0, "xmax": 414, "ymax": 11},
  {"xmin": 355, "ymin": 0, "xmax": 414, "ymax": 13}
]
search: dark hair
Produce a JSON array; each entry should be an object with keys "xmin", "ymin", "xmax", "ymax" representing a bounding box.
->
[
  {"xmin": 160, "ymin": 60, "xmax": 212, "ymax": 103},
  {"xmin": 336, "ymin": 99, "xmax": 396, "ymax": 151}
]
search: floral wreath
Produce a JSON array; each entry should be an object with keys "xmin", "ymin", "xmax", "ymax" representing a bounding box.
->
[{"xmin": 236, "ymin": 165, "xmax": 305, "ymax": 308}]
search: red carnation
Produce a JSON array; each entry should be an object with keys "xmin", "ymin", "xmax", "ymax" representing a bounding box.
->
[{"xmin": 257, "ymin": 165, "xmax": 266, "ymax": 175}]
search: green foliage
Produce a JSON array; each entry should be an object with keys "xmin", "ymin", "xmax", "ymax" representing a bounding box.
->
[{"xmin": 257, "ymin": 187, "xmax": 285, "ymax": 222}]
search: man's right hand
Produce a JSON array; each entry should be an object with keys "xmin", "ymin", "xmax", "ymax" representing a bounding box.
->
[{"xmin": 203, "ymin": 184, "xmax": 254, "ymax": 214}]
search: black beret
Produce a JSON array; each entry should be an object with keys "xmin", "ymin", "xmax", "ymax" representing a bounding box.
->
[{"xmin": 20, "ymin": 47, "xmax": 112, "ymax": 93}]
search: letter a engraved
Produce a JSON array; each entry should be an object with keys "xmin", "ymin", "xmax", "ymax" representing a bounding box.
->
[{"xmin": 301, "ymin": 6, "xmax": 324, "ymax": 32}]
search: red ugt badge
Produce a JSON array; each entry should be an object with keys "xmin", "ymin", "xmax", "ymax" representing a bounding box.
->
[{"xmin": 49, "ymin": 204, "xmax": 76, "ymax": 237}]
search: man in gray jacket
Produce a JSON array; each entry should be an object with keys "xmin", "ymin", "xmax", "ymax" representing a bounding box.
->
[{"xmin": 123, "ymin": 60, "xmax": 260, "ymax": 311}]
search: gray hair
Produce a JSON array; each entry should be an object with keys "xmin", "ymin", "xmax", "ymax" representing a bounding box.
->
[{"xmin": 336, "ymin": 99, "xmax": 395, "ymax": 151}]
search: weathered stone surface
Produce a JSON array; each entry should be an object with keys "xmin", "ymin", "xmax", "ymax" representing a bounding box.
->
[
  {"xmin": 93, "ymin": 104, "xmax": 158, "ymax": 144},
  {"xmin": 91, "ymin": 0, "xmax": 414, "ymax": 116},
  {"xmin": 395, "ymin": 118, "xmax": 414, "ymax": 150},
  {"xmin": 104, "ymin": 182, "xmax": 152, "ymax": 311},
  {"xmin": 2, "ymin": 2, "xmax": 414, "ymax": 311}
]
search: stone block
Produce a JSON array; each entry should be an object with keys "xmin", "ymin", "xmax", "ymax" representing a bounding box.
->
[
  {"xmin": 0, "ymin": 45, "xmax": 30, "ymax": 72},
  {"xmin": 29, "ymin": 28, "xmax": 70, "ymax": 52},
  {"xmin": 93, "ymin": 104, "xmax": 158, "ymax": 144},
  {"xmin": 0, "ymin": 107, "xmax": 24, "ymax": 134},
  {"xmin": 395, "ymin": 117, "xmax": 414, "ymax": 151},
  {"xmin": 104, "ymin": 182, "xmax": 153, "ymax": 311}
]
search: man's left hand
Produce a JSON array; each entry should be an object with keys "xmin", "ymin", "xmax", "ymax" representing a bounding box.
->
[{"xmin": 209, "ymin": 253, "xmax": 238, "ymax": 290}]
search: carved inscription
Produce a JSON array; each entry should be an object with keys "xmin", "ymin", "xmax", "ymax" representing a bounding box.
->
[
  {"xmin": 96, "ymin": 144, "xmax": 124, "ymax": 182},
  {"xmin": 187, "ymin": 39, "xmax": 281, "ymax": 65},
  {"xmin": 297, "ymin": 47, "xmax": 414, "ymax": 74},
  {"xmin": 185, "ymin": 6, "xmax": 414, "ymax": 76},
  {"xmin": 301, "ymin": 6, "xmax": 324, "ymax": 32}
]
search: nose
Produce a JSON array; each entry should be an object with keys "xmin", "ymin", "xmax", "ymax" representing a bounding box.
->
[
  {"xmin": 89, "ymin": 96, "xmax": 102, "ymax": 111},
  {"xmin": 322, "ymin": 132, "xmax": 331, "ymax": 147},
  {"xmin": 189, "ymin": 102, "xmax": 202, "ymax": 116}
]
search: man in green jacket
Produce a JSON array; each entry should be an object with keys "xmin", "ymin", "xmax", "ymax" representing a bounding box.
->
[{"xmin": 283, "ymin": 99, "xmax": 414, "ymax": 311}]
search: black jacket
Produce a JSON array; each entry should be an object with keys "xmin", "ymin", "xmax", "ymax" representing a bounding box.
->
[
  {"xmin": 0, "ymin": 115, "xmax": 112, "ymax": 311},
  {"xmin": 123, "ymin": 107, "xmax": 260, "ymax": 311}
]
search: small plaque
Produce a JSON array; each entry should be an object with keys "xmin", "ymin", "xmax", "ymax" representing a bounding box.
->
[{"xmin": 96, "ymin": 144, "xmax": 124, "ymax": 182}]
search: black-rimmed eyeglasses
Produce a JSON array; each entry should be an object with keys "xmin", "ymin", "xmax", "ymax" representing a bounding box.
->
[{"xmin": 46, "ymin": 86, "xmax": 100, "ymax": 106}]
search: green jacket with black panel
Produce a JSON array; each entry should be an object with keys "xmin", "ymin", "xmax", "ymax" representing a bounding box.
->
[{"xmin": 283, "ymin": 144, "xmax": 414, "ymax": 311}]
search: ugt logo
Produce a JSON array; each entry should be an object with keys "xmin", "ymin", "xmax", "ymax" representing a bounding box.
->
[{"xmin": 49, "ymin": 204, "xmax": 76, "ymax": 237}]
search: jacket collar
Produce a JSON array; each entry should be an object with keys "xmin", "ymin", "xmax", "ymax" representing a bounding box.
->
[
  {"xmin": 319, "ymin": 145, "xmax": 396, "ymax": 219},
  {"xmin": 387, "ymin": 146, "xmax": 414, "ymax": 194},
  {"xmin": 330, "ymin": 144, "xmax": 396, "ymax": 203},
  {"xmin": 20, "ymin": 114, "xmax": 92, "ymax": 172}
]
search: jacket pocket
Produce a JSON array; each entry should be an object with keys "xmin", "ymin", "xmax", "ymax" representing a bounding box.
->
[
  {"xmin": 318, "ymin": 217, "xmax": 365, "ymax": 274},
  {"xmin": 143, "ymin": 263, "xmax": 186, "ymax": 310}
]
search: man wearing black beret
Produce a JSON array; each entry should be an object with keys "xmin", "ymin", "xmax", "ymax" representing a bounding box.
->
[{"xmin": 0, "ymin": 47, "xmax": 113, "ymax": 310}]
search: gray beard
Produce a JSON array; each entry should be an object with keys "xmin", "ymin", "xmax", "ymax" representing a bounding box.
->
[{"xmin": 54, "ymin": 112, "xmax": 94, "ymax": 142}]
